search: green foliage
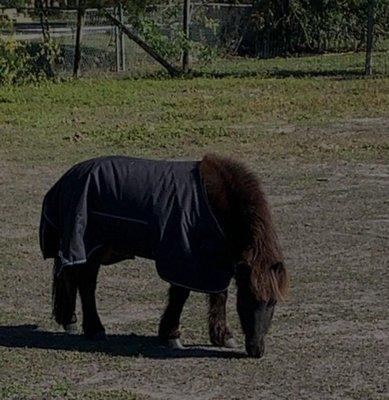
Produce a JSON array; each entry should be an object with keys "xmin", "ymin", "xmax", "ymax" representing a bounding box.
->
[
  {"xmin": 0, "ymin": 14, "xmax": 13, "ymax": 33},
  {"xmin": 242, "ymin": 0, "xmax": 389, "ymax": 56},
  {"xmin": 136, "ymin": 15, "xmax": 184, "ymax": 60},
  {"xmin": 0, "ymin": 39, "xmax": 62, "ymax": 85},
  {"xmin": 0, "ymin": 0, "xmax": 27, "ymax": 8},
  {"xmin": 128, "ymin": 3, "xmax": 219, "ymax": 64}
]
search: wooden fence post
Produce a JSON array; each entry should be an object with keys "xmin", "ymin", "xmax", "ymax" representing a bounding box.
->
[
  {"xmin": 73, "ymin": 5, "xmax": 85, "ymax": 78},
  {"xmin": 182, "ymin": 0, "xmax": 190, "ymax": 73},
  {"xmin": 365, "ymin": 0, "xmax": 376, "ymax": 76}
]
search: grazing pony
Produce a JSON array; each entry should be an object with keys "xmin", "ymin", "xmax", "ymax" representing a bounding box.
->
[{"xmin": 40, "ymin": 154, "xmax": 288, "ymax": 357}]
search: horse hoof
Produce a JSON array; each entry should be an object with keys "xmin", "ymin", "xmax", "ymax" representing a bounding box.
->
[
  {"xmin": 63, "ymin": 323, "xmax": 78, "ymax": 335},
  {"xmin": 224, "ymin": 338, "xmax": 237, "ymax": 348},
  {"xmin": 85, "ymin": 331, "xmax": 107, "ymax": 341},
  {"xmin": 167, "ymin": 338, "xmax": 184, "ymax": 350}
]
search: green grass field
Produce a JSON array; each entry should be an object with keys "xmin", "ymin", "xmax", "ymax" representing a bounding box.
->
[
  {"xmin": 1, "ymin": 61, "xmax": 388, "ymax": 166},
  {"xmin": 0, "ymin": 54, "xmax": 388, "ymax": 399}
]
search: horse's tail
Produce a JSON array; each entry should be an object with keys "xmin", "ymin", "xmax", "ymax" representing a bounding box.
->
[{"xmin": 52, "ymin": 258, "xmax": 77, "ymax": 327}]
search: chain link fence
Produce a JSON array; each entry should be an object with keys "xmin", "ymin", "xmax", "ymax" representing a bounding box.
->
[
  {"xmin": 43, "ymin": 8, "xmax": 118, "ymax": 75},
  {"xmin": 1, "ymin": 3, "xmax": 388, "ymax": 78}
]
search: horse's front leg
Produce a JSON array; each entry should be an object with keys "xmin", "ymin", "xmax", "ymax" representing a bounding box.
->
[
  {"xmin": 158, "ymin": 285, "xmax": 190, "ymax": 349},
  {"xmin": 208, "ymin": 290, "xmax": 236, "ymax": 348},
  {"xmin": 78, "ymin": 261, "xmax": 106, "ymax": 340}
]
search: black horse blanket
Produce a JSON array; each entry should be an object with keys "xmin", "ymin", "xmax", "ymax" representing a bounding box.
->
[{"xmin": 40, "ymin": 156, "xmax": 234, "ymax": 293}]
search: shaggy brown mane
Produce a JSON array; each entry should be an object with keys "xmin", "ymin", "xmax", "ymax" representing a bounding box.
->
[{"xmin": 200, "ymin": 153, "xmax": 289, "ymax": 301}]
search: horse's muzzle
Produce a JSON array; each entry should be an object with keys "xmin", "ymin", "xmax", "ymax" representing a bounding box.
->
[{"xmin": 245, "ymin": 340, "xmax": 265, "ymax": 358}]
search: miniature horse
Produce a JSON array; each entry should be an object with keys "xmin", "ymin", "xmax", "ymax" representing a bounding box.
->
[{"xmin": 44, "ymin": 154, "xmax": 288, "ymax": 357}]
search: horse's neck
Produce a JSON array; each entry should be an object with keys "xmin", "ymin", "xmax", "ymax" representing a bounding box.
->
[
  {"xmin": 199, "ymin": 156, "xmax": 250, "ymax": 258},
  {"xmin": 200, "ymin": 160, "xmax": 229, "ymax": 231}
]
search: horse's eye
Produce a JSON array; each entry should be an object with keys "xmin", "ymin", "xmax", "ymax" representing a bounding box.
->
[{"xmin": 267, "ymin": 299, "xmax": 276, "ymax": 308}]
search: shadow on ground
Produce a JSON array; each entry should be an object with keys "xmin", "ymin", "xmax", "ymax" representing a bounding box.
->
[
  {"xmin": 115, "ymin": 68, "xmax": 371, "ymax": 82},
  {"xmin": 0, "ymin": 325, "xmax": 245, "ymax": 359},
  {"xmin": 191, "ymin": 69, "xmax": 367, "ymax": 80}
]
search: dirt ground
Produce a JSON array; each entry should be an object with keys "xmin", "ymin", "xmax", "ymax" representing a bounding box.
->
[{"xmin": 0, "ymin": 118, "xmax": 388, "ymax": 400}]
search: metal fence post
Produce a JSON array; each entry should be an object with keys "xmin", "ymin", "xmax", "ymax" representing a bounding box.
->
[
  {"xmin": 115, "ymin": 5, "xmax": 120, "ymax": 72},
  {"xmin": 115, "ymin": 3, "xmax": 126, "ymax": 72}
]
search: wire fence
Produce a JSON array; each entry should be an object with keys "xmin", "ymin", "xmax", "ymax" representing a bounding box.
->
[
  {"xmin": 0, "ymin": 7, "xmax": 163, "ymax": 76},
  {"xmin": 1, "ymin": 3, "xmax": 388, "ymax": 78},
  {"xmin": 46, "ymin": 9, "xmax": 118, "ymax": 75}
]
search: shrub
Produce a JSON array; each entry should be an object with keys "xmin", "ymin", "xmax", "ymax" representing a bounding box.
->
[
  {"xmin": 0, "ymin": 39, "xmax": 62, "ymax": 85},
  {"xmin": 0, "ymin": 15, "xmax": 13, "ymax": 33}
]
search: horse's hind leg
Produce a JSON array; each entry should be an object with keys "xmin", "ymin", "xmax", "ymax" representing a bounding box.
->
[
  {"xmin": 78, "ymin": 261, "xmax": 105, "ymax": 340},
  {"xmin": 208, "ymin": 290, "xmax": 236, "ymax": 348},
  {"xmin": 158, "ymin": 285, "xmax": 190, "ymax": 349}
]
